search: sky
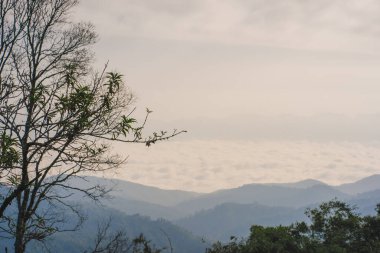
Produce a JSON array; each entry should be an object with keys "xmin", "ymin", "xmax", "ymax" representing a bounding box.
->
[{"xmin": 75, "ymin": 0, "xmax": 380, "ymax": 192}]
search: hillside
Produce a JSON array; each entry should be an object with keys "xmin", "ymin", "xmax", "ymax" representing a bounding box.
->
[
  {"xmin": 175, "ymin": 203, "xmax": 305, "ymax": 241},
  {"xmin": 335, "ymin": 174, "xmax": 380, "ymax": 195},
  {"xmin": 174, "ymin": 184, "xmax": 349, "ymax": 214},
  {"xmin": 59, "ymin": 174, "xmax": 379, "ymax": 221},
  {"xmin": 1, "ymin": 204, "xmax": 207, "ymax": 253},
  {"xmin": 65, "ymin": 176, "xmax": 202, "ymax": 206},
  {"xmin": 2, "ymin": 174, "xmax": 379, "ymax": 250},
  {"xmin": 174, "ymin": 193, "xmax": 380, "ymax": 241}
]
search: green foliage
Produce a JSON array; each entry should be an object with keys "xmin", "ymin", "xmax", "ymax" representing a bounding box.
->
[
  {"xmin": 248, "ymin": 225, "xmax": 302, "ymax": 253},
  {"xmin": 119, "ymin": 115, "xmax": 137, "ymax": 137},
  {"xmin": 105, "ymin": 72, "xmax": 123, "ymax": 95},
  {"xmin": 0, "ymin": 132, "xmax": 19, "ymax": 167},
  {"xmin": 304, "ymin": 200, "xmax": 363, "ymax": 252},
  {"xmin": 206, "ymin": 200, "xmax": 380, "ymax": 253},
  {"xmin": 206, "ymin": 237, "xmax": 245, "ymax": 253}
]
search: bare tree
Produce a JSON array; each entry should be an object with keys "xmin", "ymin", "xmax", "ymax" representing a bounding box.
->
[
  {"xmin": 0, "ymin": 0, "xmax": 184, "ymax": 252},
  {"xmin": 85, "ymin": 219, "xmax": 163, "ymax": 253},
  {"xmin": 0, "ymin": 0, "xmax": 27, "ymax": 102}
]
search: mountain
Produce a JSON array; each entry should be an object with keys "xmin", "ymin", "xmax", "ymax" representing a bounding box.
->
[
  {"xmin": 174, "ymin": 192, "xmax": 380, "ymax": 242},
  {"xmin": 174, "ymin": 184, "xmax": 349, "ymax": 215},
  {"xmin": 66, "ymin": 176, "xmax": 202, "ymax": 206},
  {"xmin": 1, "ymin": 204, "xmax": 208, "ymax": 253},
  {"xmin": 57, "ymin": 176, "xmax": 201, "ymax": 219},
  {"xmin": 275, "ymin": 179, "xmax": 326, "ymax": 188},
  {"xmin": 1, "ymin": 174, "xmax": 379, "ymax": 251},
  {"xmin": 175, "ymin": 203, "xmax": 305, "ymax": 241},
  {"xmin": 103, "ymin": 197, "xmax": 182, "ymax": 220},
  {"xmin": 170, "ymin": 176, "xmax": 379, "ymax": 241},
  {"xmin": 347, "ymin": 189, "xmax": 380, "ymax": 215},
  {"xmin": 336, "ymin": 174, "xmax": 380, "ymax": 195},
  {"xmin": 62, "ymin": 175, "xmax": 376, "ymax": 220}
]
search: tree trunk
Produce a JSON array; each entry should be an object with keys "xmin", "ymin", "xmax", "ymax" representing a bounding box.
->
[
  {"xmin": 14, "ymin": 206, "xmax": 26, "ymax": 253},
  {"xmin": 14, "ymin": 188, "xmax": 29, "ymax": 253}
]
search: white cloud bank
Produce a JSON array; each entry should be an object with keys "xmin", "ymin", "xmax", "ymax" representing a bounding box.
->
[{"xmin": 105, "ymin": 140, "xmax": 380, "ymax": 192}]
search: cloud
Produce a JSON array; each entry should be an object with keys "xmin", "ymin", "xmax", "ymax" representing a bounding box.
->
[
  {"xmin": 104, "ymin": 140, "xmax": 380, "ymax": 192},
  {"xmin": 76, "ymin": 0, "xmax": 380, "ymax": 52}
]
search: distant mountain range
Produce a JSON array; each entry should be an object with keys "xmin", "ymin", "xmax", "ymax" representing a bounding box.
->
[
  {"xmin": 176, "ymin": 203, "xmax": 305, "ymax": 241},
  {"xmin": 174, "ymin": 184, "xmax": 349, "ymax": 213},
  {"xmin": 60, "ymin": 174, "xmax": 380, "ymax": 242},
  {"xmin": 2, "ymin": 174, "xmax": 379, "ymax": 251}
]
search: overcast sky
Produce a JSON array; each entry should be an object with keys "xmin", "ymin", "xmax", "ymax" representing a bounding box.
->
[
  {"xmin": 76, "ymin": 0, "xmax": 380, "ymax": 120},
  {"xmin": 75, "ymin": 0, "xmax": 380, "ymax": 190}
]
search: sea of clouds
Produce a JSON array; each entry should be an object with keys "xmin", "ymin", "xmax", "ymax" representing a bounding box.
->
[{"xmin": 106, "ymin": 140, "xmax": 380, "ymax": 192}]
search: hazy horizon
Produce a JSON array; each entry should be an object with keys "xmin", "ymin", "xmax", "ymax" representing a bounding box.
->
[{"xmin": 75, "ymin": 0, "xmax": 380, "ymax": 192}]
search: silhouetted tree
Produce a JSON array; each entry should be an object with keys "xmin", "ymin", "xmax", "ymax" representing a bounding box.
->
[
  {"xmin": 85, "ymin": 220, "xmax": 162, "ymax": 253},
  {"xmin": 0, "ymin": 0, "xmax": 183, "ymax": 252}
]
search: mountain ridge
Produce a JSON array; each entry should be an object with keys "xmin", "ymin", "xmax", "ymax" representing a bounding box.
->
[
  {"xmin": 83, "ymin": 174, "xmax": 379, "ymax": 195},
  {"xmin": 335, "ymin": 174, "xmax": 380, "ymax": 195},
  {"xmin": 63, "ymin": 174, "xmax": 380, "ymax": 219}
]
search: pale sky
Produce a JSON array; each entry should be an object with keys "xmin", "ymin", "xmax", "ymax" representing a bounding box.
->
[{"xmin": 75, "ymin": 0, "xmax": 380, "ymax": 191}]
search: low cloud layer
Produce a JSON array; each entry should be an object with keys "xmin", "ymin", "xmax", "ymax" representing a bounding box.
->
[{"xmin": 105, "ymin": 140, "xmax": 380, "ymax": 192}]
